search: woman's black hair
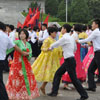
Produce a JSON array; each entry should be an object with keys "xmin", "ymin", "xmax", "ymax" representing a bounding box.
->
[
  {"xmin": 48, "ymin": 27, "xmax": 58, "ymax": 35},
  {"xmin": 19, "ymin": 29, "xmax": 29, "ymax": 40},
  {"xmin": 74, "ymin": 24, "xmax": 82, "ymax": 33},
  {"xmin": 16, "ymin": 28, "xmax": 21, "ymax": 33},
  {"xmin": 82, "ymin": 25, "xmax": 87, "ymax": 32}
]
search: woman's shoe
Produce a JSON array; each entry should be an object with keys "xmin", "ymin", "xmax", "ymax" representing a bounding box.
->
[{"xmin": 63, "ymin": 86, "xmax": 72, "ymax": 90}]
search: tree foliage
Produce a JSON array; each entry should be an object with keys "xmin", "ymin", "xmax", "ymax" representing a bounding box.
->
[
  {"xmin": 44, "ymin": 0, "xmax": 100, "ymax": 23},
  {"xmin": 87, "ymin": 0, "xmax": 100, "ymax": 19},
  {"xmin": 45, "ymin": 0, "xmax": 59, "ymax": 16},
  {"xmin": 57, "ymin": 0, "xmax": 66, "ymax": 21},
  {"xmin": 28, "ymin": 1, "xmax": 39, "ymax": 11},
  {"xmin": 69, "ymin": 0, "xmax": 90, "ymax": 23}
]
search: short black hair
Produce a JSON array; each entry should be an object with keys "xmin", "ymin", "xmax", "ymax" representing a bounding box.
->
[
  {"xmin": 52, "ymin": 24, "xmax": 57, "ymax": 27},
  {"xmin": 33, "ymin": 26, "xmax": 39, "ymax": 31},
  {"xmin": 23, "ymin": 26, "xmax": 28, "ymax": 29},
  {"xmin": 5, "ymin": 24, "xmax": 10, "ymax": 27},
  {"xmin": 42, "ymin": 24, "xmax": 47, "ymax": 28},
  {"xmin": 28, "ymin": 27, "xmax": 32, "ymax": 31},
  {"xmin": 9, "ymin": 25, "xmax": 14, "ymax": 31},
  {"xmin": 82, "ymin": 25, "xmax": 87, "ymax": 32},
  {"xmin": 48, "ymin": 27, "xmax": 58, "ymax": 35},
  {"xmin": 52, "ymin": 24, "xmax": 58, "ymax": 31},
  {"xmin": 0, "ymin": 21, "xmax": 6, "ymax": 31},
  {"xmin": 62, "ymin": 24, "xmax": 72, "ymax": 33},
  {"xmin": 16, "ymin": 28, "xmax": 21, "ymax": 33},
  {"xmin": 74, "ymin": 24, "xmax": 82, "ymax": 32},
  {"xmin": 93, "ymin": 19, "xmax": 100, "ymax": 28},
  {"xmin": 19, "ymin": 29, "xmax": 29, "ymax": 40},
  {"xmin": 58, "ymin": 27, "xmax": 62, "ymax": 32}
]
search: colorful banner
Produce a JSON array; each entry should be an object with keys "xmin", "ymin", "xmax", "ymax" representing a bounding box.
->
[{"xmin": 83, "ymin": 47, "xmax": 94, "ymax": 73}]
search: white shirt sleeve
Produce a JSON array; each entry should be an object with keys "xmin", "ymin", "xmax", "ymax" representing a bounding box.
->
[
  {"xmin": 39, "ymin": 31, "xmax": 49, "ymax": 42},
  {"xmin": 78, "ymin": 31, "xmax": 97, "ymax": 43},
  {"xmin": 39, "ymin": 31, "xmax": 42, "ymax": 41},
  {"xmin": 9, "ymin": 31, "xmax": 15, "ymax": 41},
  {"xmin": 74, "ymin": 42, "xmax": 77, "ymax": 52},
  {"xmin": 7, "ymin": 37, "xmax": 15, "ymax": 49},
  {"xmin": 28, "ymin": 31, "xmax": 32, "ymax": 37},
  {"xmin": 31, "ymin": 32, "xmax": 37, "ymax": 43},
  {"xmin": 51, "ymin": 37, "xmax": 67, "ymax": 49},
  {"xmin": 71, "ymin": 33, "xmax": 79, "ymax": 40}
]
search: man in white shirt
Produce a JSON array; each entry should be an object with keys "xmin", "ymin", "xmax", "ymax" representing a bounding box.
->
[
  {"xmin": 0, "ymin": 22, "xmax": 29, "ymax": 100},
  {"xmin": 9, "ymin": 25, "xmax": 16, "ymax": 41},
  {"xmin": 28, "ymin": 27, "xmax": 33, "ymax": 41},
  {"xmin": 47, "ymin": 24, "xmax": 88, "ymax": 100},
  {"xmin": 38, "ymin": 24, "xmax": 49, "ymax": 53},
  {"xmin": 86, "ymin": 25, "xmax": 92, "ymax": 36},
  {"xmin": 71, "ymin": 30, "xmax": 79, "ymax": 40},
  {"xmin": 77, "ymin": 19, "xmax": 100, "ymax": 92},
  {"xmin": 39, "ymin": 24, "xmax": 49, "ymax": 42}
]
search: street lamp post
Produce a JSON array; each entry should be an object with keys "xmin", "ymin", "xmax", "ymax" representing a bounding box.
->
[{"xmin": 66, "ymin": 0, "xmax": 68, "ymax": 22}]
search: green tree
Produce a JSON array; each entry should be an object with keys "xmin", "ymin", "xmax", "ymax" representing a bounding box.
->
[
  {"xmin": 57, "ymin": 0, "xmax": 66, "ymax": 21},
  {"xmin": 87, "ymin": 0, "xmax": 100, "ymax": 19},
  {"xmin": 28, "ymin": 1, "xmax": 39, "ymax": 11},
  {"xmin": 57, "ymin": 0, "xmax": 73, "ymax": 22},
  {"xmin": 69, "ymin": 0, "xmax": 91, "ymax": 23},
  {"xmin": 45, "ymin": 0, "xmax": 59, "ymax": 16}
]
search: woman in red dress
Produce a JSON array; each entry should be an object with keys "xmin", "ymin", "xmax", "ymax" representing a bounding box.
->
[{"xmin": 6, "ymin": 29, "xmax": 39, "ymax": 100}]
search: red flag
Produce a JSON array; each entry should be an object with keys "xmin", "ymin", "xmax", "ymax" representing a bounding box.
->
[
  {"xmin": 17, "ymin": 21, "xmax": 22, "ymax": 28},
  {"xmin": 27, "ymin": 11, "xmax": 40, "ymax": 26},
  {"xmin": 62, "ymin": 43, "xmax": 86, "ymax": 82},
  {"xmin": 33, "ymin": 8, "xmax": 36, "ymax": 15},
  {"xmin": 38, "ymin": 22, "xmax": 41, "ymax": 29},
  {"xmin": 22, "ymin": 14, "xmax": 31, "ymax": 27},
  {"xmin": 36, "ymin": 7, "xmax": 39, "ymax": 12},
  {"xmin": 43, "ymin": 15, "xmax": 49, "ymax": 26},
  {"xmin": 29, "ymin": 8, "xmax": 33, "ymax": 15}
]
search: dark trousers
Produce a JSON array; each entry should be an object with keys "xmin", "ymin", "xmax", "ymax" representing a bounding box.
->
[
  {"xmin": 38, "ymin": 42, "xmax": 43, "ymax": 55},
  {"xmin": 52, "ymin": 57, "xmax": 88, "ymax": 98},
  {"xmin": 0, "ymin": 61, "xmax": 9, "ymax": 100},
  {"xmin": 88, "ymin": 51, "xmax": 100, "ymax": 88},
  {"xmin": 4, "ymin": 50, "xmax": 14, "ymax": 72}
]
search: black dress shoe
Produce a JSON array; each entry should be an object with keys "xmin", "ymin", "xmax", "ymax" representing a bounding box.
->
[
  {"xmin": 47, "ymin": 92, "xmax": 57, "ymax": 97},
  {"xmin": 76, "ymin": 96, "xmax": 88, "ymax": 100},
  {"xmin": 85, "ymin": 88, "xmax": 96, "ymax": 92}
]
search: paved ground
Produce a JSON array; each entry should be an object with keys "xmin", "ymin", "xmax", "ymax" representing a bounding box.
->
[
  {"xmin": 0, "ymin": 0, "xmax": 33, "ymax": 25},
  {"xmin": 0, "ymin": 0, "xmax": 45, "ymax": 26},
  {"xmin": 3, "ymin": 58, "xmax": 100, "ymax": 100}
]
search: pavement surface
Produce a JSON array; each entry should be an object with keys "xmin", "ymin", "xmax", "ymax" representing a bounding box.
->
[{"xmin": 3, "ymin": 58, "xmax": 100, "ymax": 100}]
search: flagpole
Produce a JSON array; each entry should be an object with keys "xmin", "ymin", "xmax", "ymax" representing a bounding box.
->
[
  {"xmin": 66, "ymin": 0, "xmax": 68, "ymax": 22},
  {"xmin": 41, "ymin": 8, "xmax": 43, "ymax": 29}
]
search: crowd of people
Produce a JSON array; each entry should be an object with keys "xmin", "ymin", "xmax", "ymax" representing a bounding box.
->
[{"xmin": 0, "ymin": 18, "xmax": 100, "ymax": 100}]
